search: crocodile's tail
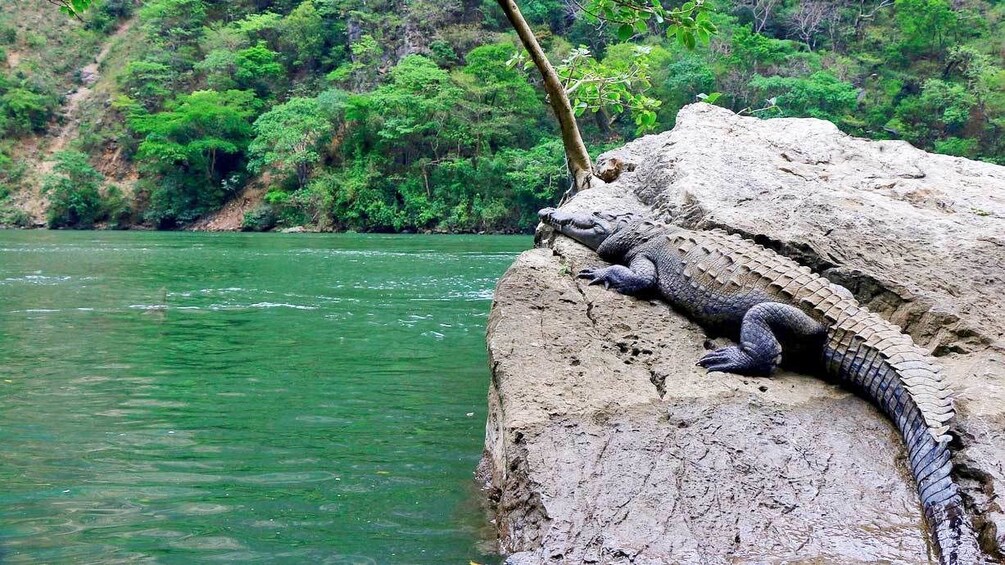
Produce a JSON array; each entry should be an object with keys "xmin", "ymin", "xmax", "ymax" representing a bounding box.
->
[{"xmin": 823, "ymin": 321, "xmax": 982, "ymax": 564}]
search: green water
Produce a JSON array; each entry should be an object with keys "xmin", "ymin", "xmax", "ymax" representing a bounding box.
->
[{"xmin": 0, "ymin": 231, "xmax": 528, "ymax": 564}]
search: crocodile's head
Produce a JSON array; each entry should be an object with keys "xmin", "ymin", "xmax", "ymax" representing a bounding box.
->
[{"xmin": 538, "ymin": 207, "xmax": 639, "ymax": 251}]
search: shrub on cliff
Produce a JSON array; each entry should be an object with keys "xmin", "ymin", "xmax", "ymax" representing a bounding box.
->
[{"xmin": 41, "ymin": 151, "xmax": 106, "ymax": 229}]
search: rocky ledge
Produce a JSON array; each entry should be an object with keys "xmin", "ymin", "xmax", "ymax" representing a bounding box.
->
[{"xmin": 480, "ymin": 104, "xmax": 1005, "ymax": 564}]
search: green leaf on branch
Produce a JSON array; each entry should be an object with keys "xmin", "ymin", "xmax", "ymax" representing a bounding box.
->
[
  {"xmin": 683, "ymin": 30, "xmax": 696, "ymax": 49},
  {"xmin": 697, "ymin": 92, "xmax": 722, "ymax": 104},
  {"xmin": 56, "ymin": 0, "xmax": 93, "ymax": 18}
]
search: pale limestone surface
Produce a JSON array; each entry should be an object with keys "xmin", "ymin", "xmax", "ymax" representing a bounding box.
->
[{"xmin": 481, "ymin": 105, "xmax": 1005, "ymax": 564}]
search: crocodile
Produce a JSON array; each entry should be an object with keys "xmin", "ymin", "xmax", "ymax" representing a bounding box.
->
[{"xmin": 538, "ymin": 206, "xmax": 983, "ymax": 565}]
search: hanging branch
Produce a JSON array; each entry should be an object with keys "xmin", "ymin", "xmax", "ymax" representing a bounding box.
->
[{"xmin": 45, "ymin": 0, "xmax": 92, "ymax": 20}]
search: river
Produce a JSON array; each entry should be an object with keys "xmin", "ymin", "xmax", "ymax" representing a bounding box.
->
[{"xmin": 0, "ymin": 231, "xmax": 529, "ymax": 564}]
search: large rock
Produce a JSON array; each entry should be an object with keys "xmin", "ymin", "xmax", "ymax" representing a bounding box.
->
[{"xmin": 481, "ymin": 104, "xmax": 1005, "ymax": 564}]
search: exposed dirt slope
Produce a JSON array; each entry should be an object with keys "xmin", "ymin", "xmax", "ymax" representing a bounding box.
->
[
  {"xmin": 188, "ymin": 185, "xmax": 268, "ymax": 232},
  {"xmin": 9, "ymin": 18, "xmax": 134, "ymax": 225}
]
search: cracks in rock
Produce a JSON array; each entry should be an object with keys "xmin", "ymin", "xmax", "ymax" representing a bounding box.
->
[
  {"xmin": 559, "ymin": 252, "xmax": 600, "ymax": 328},
  {"xmin": 551, "ymin": 241, "xmax": 677, "ymax": 399},
  {"xmin": 956, "ymin": 460, "xmax": 1004, "ymax": 560},
  {"xmin": 495, "ymin": 438, "xmax": 551, "ymax": 554},
  {"xmin": 953, "ymin": 418, "xmax": 1005, "ymax": 560},
  {"xmin": 584, "ymin": 297, "xmax": 598, "ymax": 328},
  {"xmin": 778, "ymin": 166, "xmax": 817, "ymax": 181},
  {"xmin": 649, "ymin": 367, "xmax": 668, "ymax": 398},
  {"xmin": 613, "ymin": 333, "xmax": 665, "ymax": 398}
]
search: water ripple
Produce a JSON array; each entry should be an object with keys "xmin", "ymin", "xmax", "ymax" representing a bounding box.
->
[{"xmin": 0, "ymin": 231, "xmax": 527, "ymax": 564}]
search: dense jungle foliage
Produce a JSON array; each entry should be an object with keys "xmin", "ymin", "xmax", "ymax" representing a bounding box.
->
[{"xmin": 0, "ymin": 0, "xmax": 1002, "ymax": 232}]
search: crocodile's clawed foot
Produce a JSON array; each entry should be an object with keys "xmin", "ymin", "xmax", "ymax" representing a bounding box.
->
[
  {"xmin": 697, "ymin": 346, "xmax": 759, "ymax": 374},
  {"xmin": 577, "ymin": 267, "xmax": 611, "ymax": 289}
]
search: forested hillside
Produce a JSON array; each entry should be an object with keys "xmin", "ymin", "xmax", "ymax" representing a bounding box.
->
[{"xmin": 0, "ymin": 0, "xmax": 1002, "ymax": 232}]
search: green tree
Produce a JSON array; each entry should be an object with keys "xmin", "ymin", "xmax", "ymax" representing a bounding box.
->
[
  {"xmin": 248, "ymin": 94, "xmax": 340, "ymax": 189},
  {"xmin": 455, "ymin": 43, "xmax": 544, "ymax": 149},
  {"xmin": 130, "ymin": 89, "xmax": 258, "ymax": 225},
  {"xmin": 46, "ymin": 0, "xmax": 93, "ymax": 18},
  {"xmin": 651, "ymin": 53, "xmax": 715, "ymax": 127},
  {"xmin": 946, "ymin": 46, "xmax": 1004, "ymax": 123},
  {"xmin": 750, "ymin": 72, "xmax": 859, "ymax": 124},
  {"xmin": 41, "ymin": 0, "xmax": 1003, "ymax": 232},
  {"xmin": 328, "ymin": 33, "xmax": 384, "ymax": 89},
  {"xmin": 499, "ymin": 137, "xmax": 566, "ymax": 225},
  {"xmin": 352, "ymin": 55, "xmax": 465, "ymax": 159},
  {"xmin": 889, "ymin": 79, "xmax": 975, "ymax": 150},
  {"xmin": 557, "ymin": 43, "xmax": 664, "ymax": 136},
  {"xmin": 234, "ymin": 42, "xmax": 284, "ymax": 96},
  {"xmin": 0, "ymin": 86, "xmax": 57, "ymax": 135},
  {"xmin": 139, "ymin": 0, "xmax": 207, "ymax": 66},
  {"xmin": 195, "ymin": 49, "xmax": 240, "ymax": 91},
  {"xmin": 334, "ymin": 56, "xmax": 466, "ymax": 229},
  {"xmin": 139, "ymin": 0, "xmax": 206, "ymax": 38},
  {"xmin": 281, "ymin": 0, "xmax": 325, "ymax": 69},
  {"xmin": 933, "ymin": 137, "xmax": 978, "ymax": 158},
  {"xmin": 231, "ymin": 11, "xmax": 283, "ymax": 43},
  {"xmin": 41, "ymin": 151, "xmax": 105, "ymax": 228},
  {"xmin": 119, "ymin": 60, "xmax": 176, "ymax": 109},
  {"xmin": 729, "ymin": 24, "xmax": 795, "ymax": 71},
  {"xmin": 308, "ymin": 50, "xmax": 559, "ymax": 233},
  {"xmin": 894, "ymin": 0, "xmax": 957, "ymax": 54}
]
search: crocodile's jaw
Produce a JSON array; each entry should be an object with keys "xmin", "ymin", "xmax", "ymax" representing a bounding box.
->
[{"xmin": 538, "ymin": 208, "xmax": 614, "ymax": 251}]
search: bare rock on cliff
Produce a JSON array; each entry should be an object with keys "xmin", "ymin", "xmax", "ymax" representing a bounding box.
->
[{"xmin": 482, "ymin": 105, "xmax": 1005, "ymax": 564}]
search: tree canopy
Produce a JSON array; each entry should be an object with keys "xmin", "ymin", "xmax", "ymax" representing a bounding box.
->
[{"xmin": 4, "ymin": 0, "xmax": 1002, "ymax": 232}]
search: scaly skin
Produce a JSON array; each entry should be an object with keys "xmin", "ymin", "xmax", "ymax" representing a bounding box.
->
[{"xmin": 539, "ymin": 207, "xmax": 983, "ymax": 565}]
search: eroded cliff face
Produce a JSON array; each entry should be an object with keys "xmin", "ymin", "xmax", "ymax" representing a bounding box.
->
[{"xmin": 481, "ymin": 104, "xmax": 1005, "ymax": 564}]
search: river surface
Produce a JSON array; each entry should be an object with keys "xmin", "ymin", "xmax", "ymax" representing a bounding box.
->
[{"xmin": 0, "ymin": 231, "xmax": 529, "ymax": 564}]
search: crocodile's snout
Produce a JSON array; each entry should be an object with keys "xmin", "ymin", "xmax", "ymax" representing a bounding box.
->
[{"xmin": 538, "ymin": 207, "xmax": 575, "ymax": 227}]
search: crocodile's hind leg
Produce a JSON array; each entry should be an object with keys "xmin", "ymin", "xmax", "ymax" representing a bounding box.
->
[{"xmin": 697, "ymin": 302, "xmax": 825, "ymax": 376}]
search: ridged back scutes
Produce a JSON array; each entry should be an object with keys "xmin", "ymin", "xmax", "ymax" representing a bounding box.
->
[
  {"xmin": 674, "ymin": 229, "xmax": 848, "ymax": 313},
  {"xmin": 823, "ymin": 323, "xmax": 975, "ymax": 562},
  {"xmin": 830, "ymin": 309, "xmax": 955, "ymax": 443},
  {"xmin": 671, "ymin": 228, "xmax": 955, "ymax": 442}
]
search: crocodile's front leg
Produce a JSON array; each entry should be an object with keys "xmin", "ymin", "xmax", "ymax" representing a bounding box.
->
[
  {"xmin": 698, "ymin": 302, "xmax": 825, "ymax": 376},
  {"xmin": 578, "ymin": 256, "xmax": 656, "ymax": 295}
]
